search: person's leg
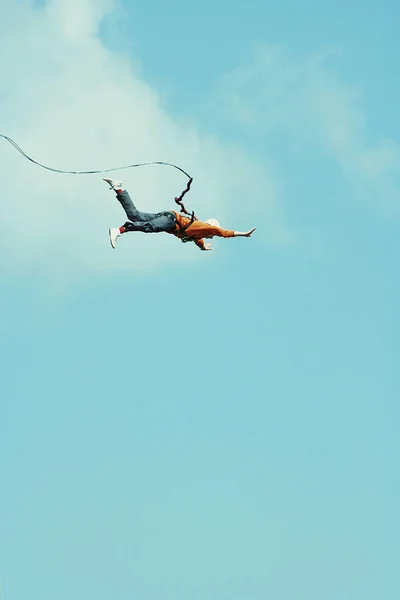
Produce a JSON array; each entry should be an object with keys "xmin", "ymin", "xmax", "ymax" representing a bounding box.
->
[
  {"xmin": 103, "ymin": 178, "xmax": 159, "ymax": 222},
  {"xmin": 109, "ymin": 211, "xmax": 176, "ymax": 248},
  {"xmin": 116, "ymin": 190, "xmax": 161, "ymax": 222},
  {"xmin": 122, "ymin": 211, "xmax": 176, "ymax": 233}
]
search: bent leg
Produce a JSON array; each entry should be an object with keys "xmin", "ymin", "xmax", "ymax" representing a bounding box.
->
[{"xmin": 116, "ymin": 190, "xmax": 159, "ymax": 222}]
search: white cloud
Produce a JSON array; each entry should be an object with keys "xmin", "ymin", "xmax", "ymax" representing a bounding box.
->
[
  {"xmin": 0, "ymin": 0, "xmax": 288, "ymax": 280},
  {"xmin": 214, "ymin": 45, "xmax": 400, "ymax": 216}
]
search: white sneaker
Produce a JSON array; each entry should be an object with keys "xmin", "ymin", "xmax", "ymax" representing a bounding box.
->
[
  {"xmin": 103, "ymin": 178, "xmax": 123, "ymax": 190},
  {"xmin": 109, "ymin": 228, "xmax": 121, "ymax": 248}
]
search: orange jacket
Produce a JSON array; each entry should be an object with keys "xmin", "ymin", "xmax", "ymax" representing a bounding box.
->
[{"xmin": 169, "ymin": 212, "xmax": 235, "ymax": 250}]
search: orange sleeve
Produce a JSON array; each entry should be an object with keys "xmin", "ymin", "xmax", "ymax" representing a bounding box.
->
[{"xmin": 211, "ymin": 227, "xmax": 235, "ymax": 238}]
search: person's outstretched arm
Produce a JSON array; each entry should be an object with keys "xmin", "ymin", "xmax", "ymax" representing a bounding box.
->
[
  {"xmin": 194, "ymin": 238, "xmax": 213, "ymax": 251},
  {"xmin": 233, "ymin": 228, "xmax": 256, "ymax": 237}
]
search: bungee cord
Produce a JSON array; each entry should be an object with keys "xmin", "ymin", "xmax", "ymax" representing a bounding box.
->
[{"xmin": 0, "ymin": 133, "xmax": 195, "ymax": 216}]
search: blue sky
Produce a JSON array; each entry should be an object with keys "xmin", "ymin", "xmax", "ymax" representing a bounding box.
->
[{"xmin": 1, "ymin": 1, "xmax": 399, "ymax": 599}]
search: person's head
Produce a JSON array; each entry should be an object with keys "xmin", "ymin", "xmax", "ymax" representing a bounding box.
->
[
  {"xmin": 204, "ymin": 219, "xmax": 220, "ymax": 238},
  {"xmin": 205, "ymin": 218, "xmax": 220, "ymax": 227}
]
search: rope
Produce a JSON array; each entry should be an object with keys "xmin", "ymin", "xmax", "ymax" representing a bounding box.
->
[
  {"xmin": 0, "ymin": 133, "xmax": 192, "ymax": 178},
  {"xmin": 1, "ymin": 132, "xmax": 198, "ymax": 220}
]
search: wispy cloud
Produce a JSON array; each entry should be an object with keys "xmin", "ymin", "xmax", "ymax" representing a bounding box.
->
[
  {"xmin": 214, "ymin": 45, "xmax": 400, "ymax": 216},
  {"xmin": 0, "ymin": 0, "xmax": 288, "ymax": 280}
]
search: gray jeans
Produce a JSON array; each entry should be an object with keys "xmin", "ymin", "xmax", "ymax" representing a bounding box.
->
[{"xmin": 117, "ymin": 190, "xmax": 176, "ymax": 233}]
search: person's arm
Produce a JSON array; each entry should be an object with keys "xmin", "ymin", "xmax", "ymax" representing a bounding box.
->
[
  {"xmin": 209, "ymin": 226, "xmax": 256, "ymax": 238},
  {"xmin": 233, "ymin": 228, "xmax": 256, "ymax": 237},
  {"xmin": 194, "ymin": 238, "xmax": 213, "ymax": 251}
]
